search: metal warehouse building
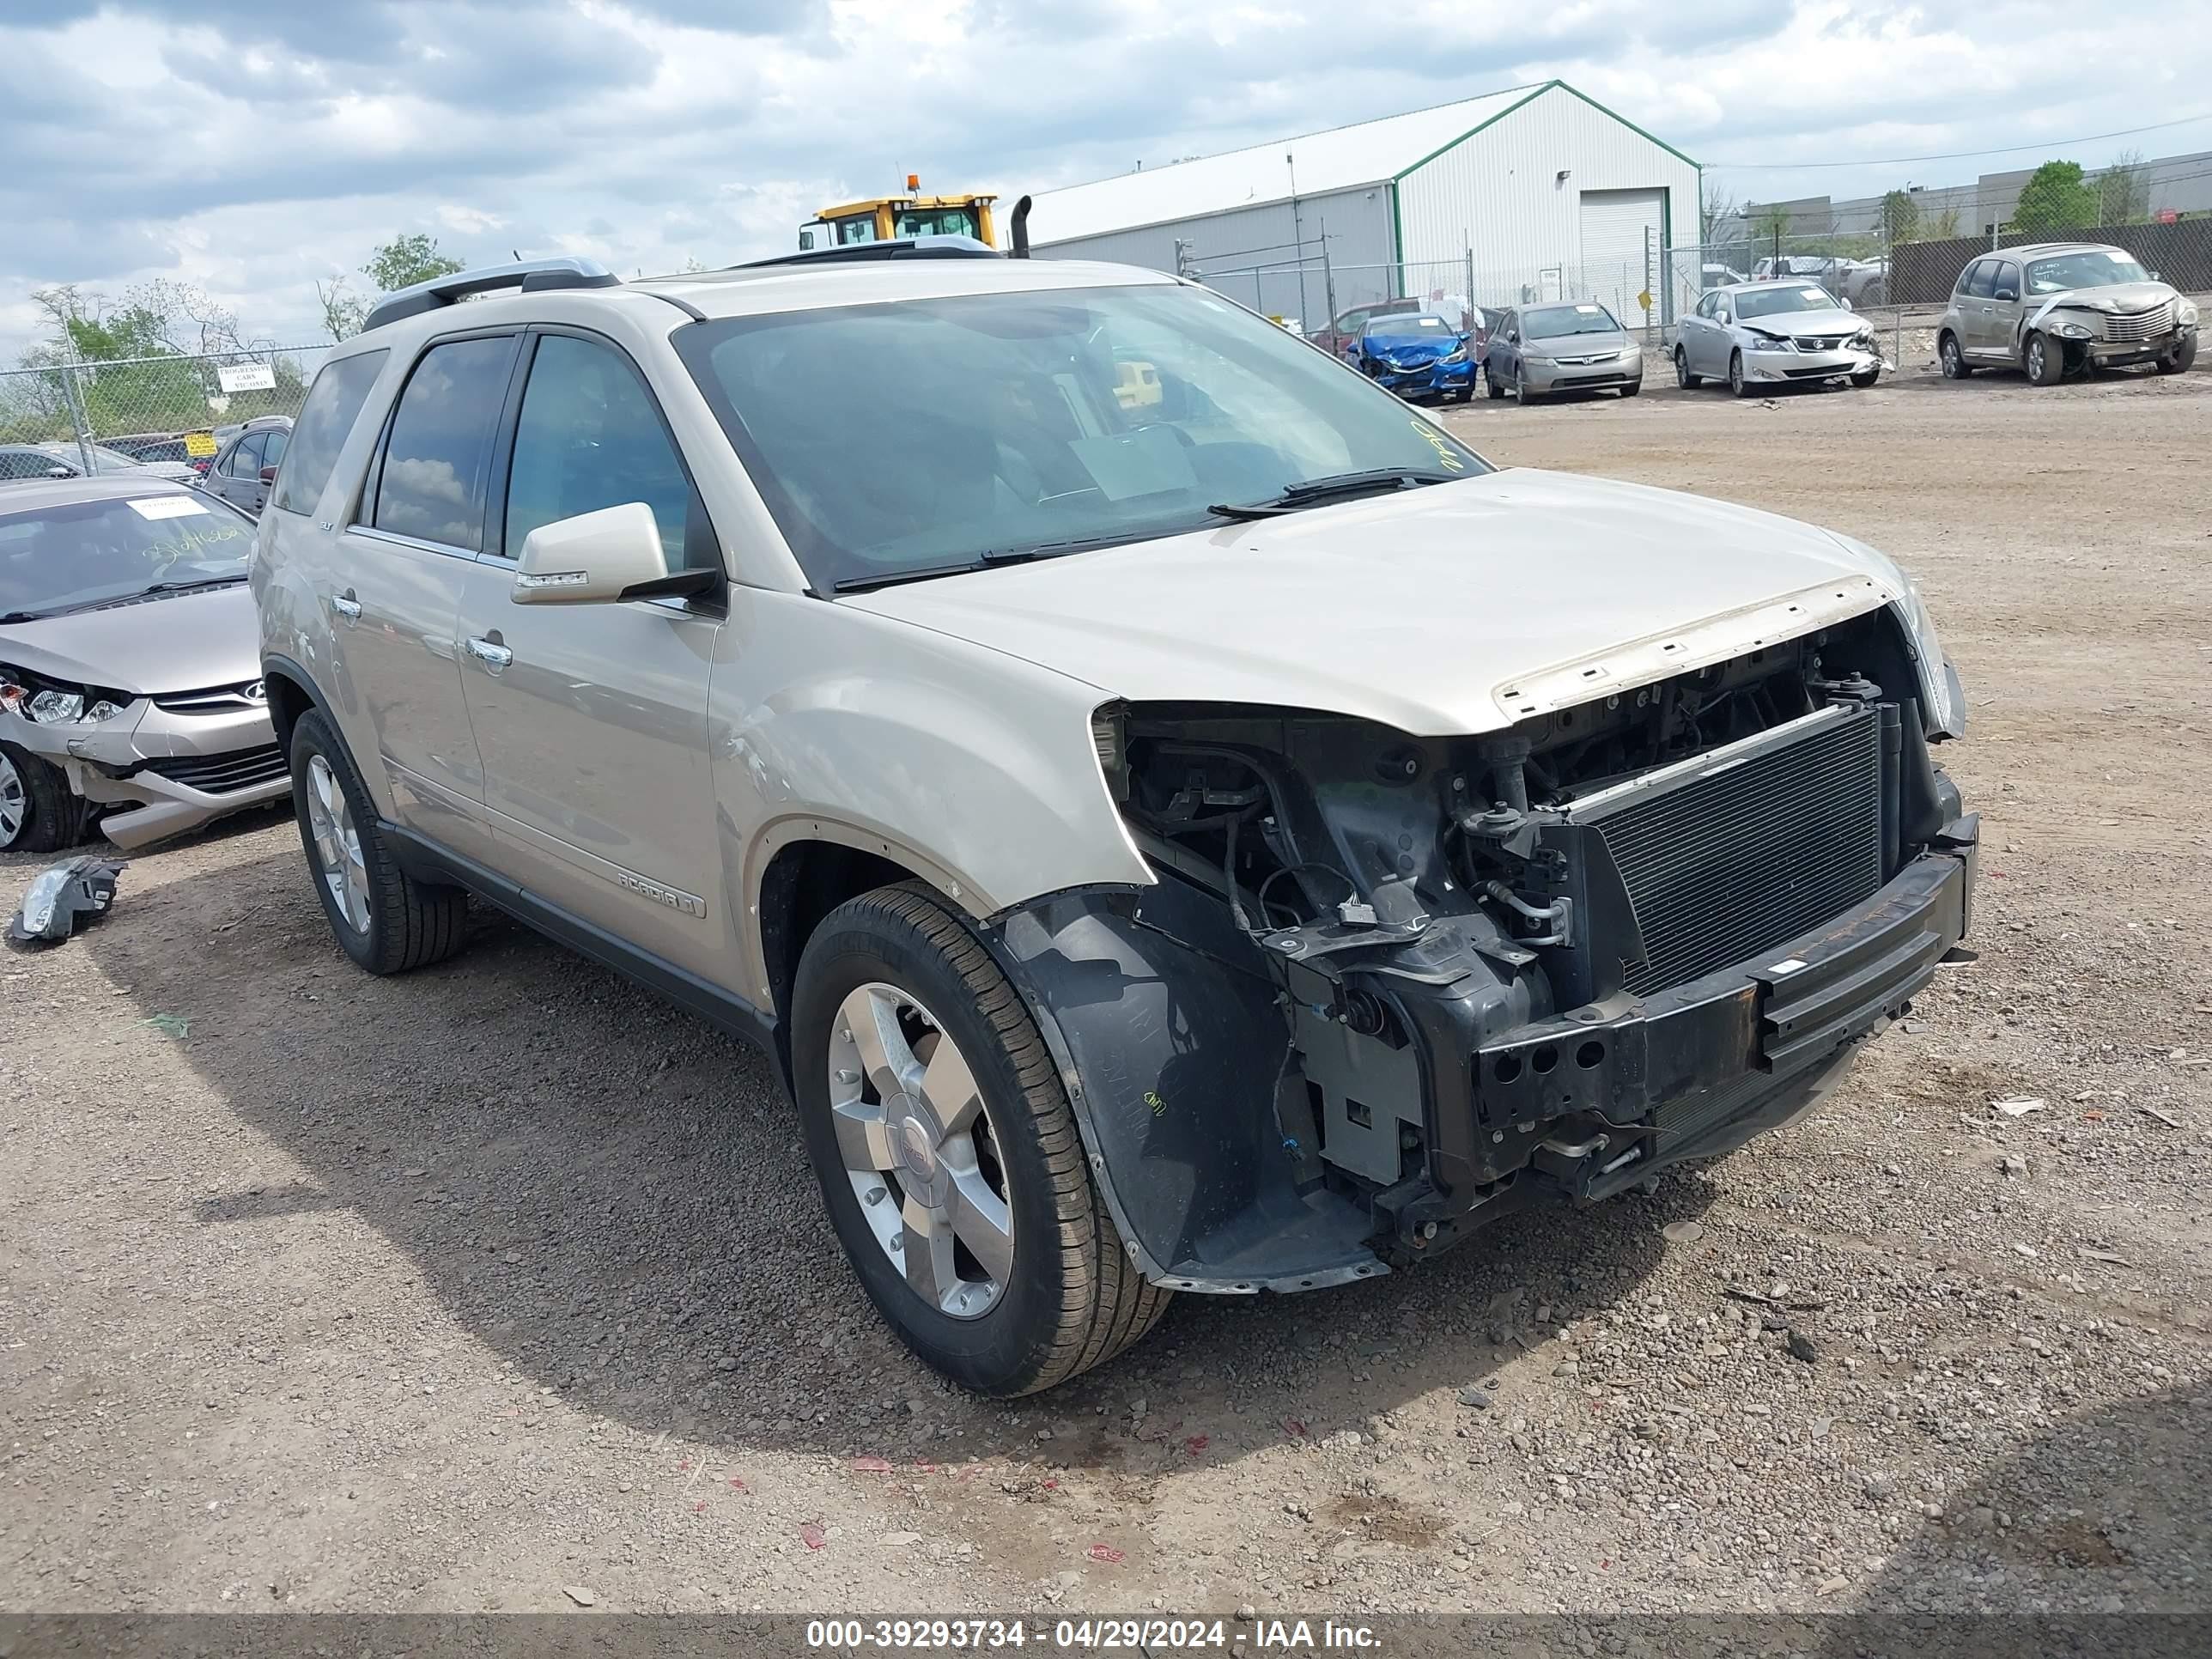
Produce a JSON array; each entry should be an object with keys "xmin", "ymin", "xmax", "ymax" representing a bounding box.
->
[{"xmin": 1024, "ymin": 78, "xmax": 1700, "ymax": 333}]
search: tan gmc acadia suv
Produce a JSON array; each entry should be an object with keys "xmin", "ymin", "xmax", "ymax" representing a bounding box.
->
[{"xmin": 254, "ymin": 240, "xmax": 1977, "ymax": 1396}]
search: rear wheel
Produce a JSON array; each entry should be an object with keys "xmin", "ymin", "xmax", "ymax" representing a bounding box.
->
[
  {"xmin": 1485, "ymin": 365, "xmax": 1504, "ymax": 399},
  {"xmin": 793, "ymin": 883, "xmax": 1170, "ymax": 1396},
  {"xmin": 2025, "ymin": 331, "xmax": 2064, "ymax": 386},
  {"xmin": 1939, "ymin": 332, "xmax": 1972, "ymax": 378},
  {"xmin": 288, "ymin": 709, "xmax": 470, "ymax": 975},
  {"xmin": 2157, "ymin": 334, "xmax": 2197, "ymax": 374},
  {"xmin": 1674, "ymin": 345, "xmax": 1700, "ymax": 388},
  {"xmin": 0, "ymin": 743, "xmax": 88, "ymax": 854}
]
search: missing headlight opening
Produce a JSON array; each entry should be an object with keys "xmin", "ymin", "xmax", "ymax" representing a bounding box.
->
[{"xmin": 1048, "ymin": 604, "xmax": 1974, "ymax": 1285}]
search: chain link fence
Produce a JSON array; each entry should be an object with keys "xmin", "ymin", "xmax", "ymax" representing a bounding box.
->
[{"xmin": 0, "ymin": 345, "xmax": 325, "ymax": 473}]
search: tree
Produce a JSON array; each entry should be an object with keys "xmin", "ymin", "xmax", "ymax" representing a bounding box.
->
[
  {"xmin": 2011, "ymin": 161, "xmax": 2100, "ymax": 235},
  {"xmin": 1930, "ymin": 205, "xmax": 1963, "ymax": 240},
  {"xmin": 362, "ymin": 233, "xmax": 465, "ymax": 293},
  {"xmin": 1699, "ymin": 184, "xmax": 1740, "ymax": 246},
  {"xmin": 1880, "ymin": 189, "xmax": 1921, "ymax": 246},
  {"xmin": 318, "ymin": 234, "xmax": 470, "ymax": 341},
  {"xmin": 2099, "ymin": 149, "xmax": 2151, "ymax": 225}
]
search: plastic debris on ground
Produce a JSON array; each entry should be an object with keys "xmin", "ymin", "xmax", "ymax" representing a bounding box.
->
[{"xmin": 7, "ymin": 857, "xmax": 125, "ymax": 951}]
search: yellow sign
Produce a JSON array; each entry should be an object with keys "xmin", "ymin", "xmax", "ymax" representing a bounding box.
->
[
  {"xmin": 1637, "ymin": 290, "xmax": 1653, "ymax": 313},
  {"xmin": 183, "ymin": 430, "xmax": 216, "ymax": 459}
]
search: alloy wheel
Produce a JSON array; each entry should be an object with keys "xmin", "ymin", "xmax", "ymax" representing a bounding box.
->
[
  {"xmin": 304, "ymin": 753, "xmax": 370, "ymax": 934},
  {"xmin": 1674, "ymin": 347, "xmax": 1690, "ymax": 387},
  {"xmin": 1942, "ymin": 337, "xmax": 1962, "ymax": 377},
  {"xmin": 0, "ymin": 752, "xmax": 24, "ymax": 848},
  {"xmin": 829, "ymin": 981, "xmax": 1013, "ymax": 1320}
]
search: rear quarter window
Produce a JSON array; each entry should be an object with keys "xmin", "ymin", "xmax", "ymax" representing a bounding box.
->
[{"xmin": 274, "ymin": 349, "xmax": 388, "ymax": 517}]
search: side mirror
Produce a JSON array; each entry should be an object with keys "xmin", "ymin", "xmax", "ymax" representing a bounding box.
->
[
  {"xmin": 1840, "ymin": 295, "xmax": 1855, "ymax": 311},
  {"xmin": 1456, "ymin": 330, "xmax": 1472, "ymax": 343},
  {"xmin": 1506, "ymin": 330, "xmax": 1519, "ymax": 343},
  {"xmin": 2150, "ymin": 270, "xmax": 2161, "ymax": 282},
  {"xmin": 1715, "ymin": 310, "xmax": 1731, "ymax": 325},
  {"xmin": 1992, "ymin": 287, "xmax": 2015, "ymax": 302},
  {"xmin": 258, "ymin": 465, "xmax": 277, "ymax": 483},
  {"xmin": 511, "ymin": 502, "xmax": 707, "ymax": 605}
]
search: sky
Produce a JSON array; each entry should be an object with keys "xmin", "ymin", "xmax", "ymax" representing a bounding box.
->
[{"xmin": 4, "ymin": 0, "xmax": 2209, "ymax": 359}]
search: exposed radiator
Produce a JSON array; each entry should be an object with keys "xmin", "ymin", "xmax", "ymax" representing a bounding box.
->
[{"xmin": 1571, "ymin": 706, "xmax": 1886, "ymax": 995}]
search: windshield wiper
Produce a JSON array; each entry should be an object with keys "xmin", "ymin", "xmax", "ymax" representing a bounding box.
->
[
  {"xmin": 1207, "ymin": 467, "xmax": 1457, "ymax": 520},
  {"xmin": 830, "ymin": 532, "xmax": 1158, "ymax": 594},
  {"xmin": 138, "ymin": 574, "xmax": 248, "ymax": 596},
  {"xmin": 0, "ymin": 610, "xmax": 47, "ymax": 624}
]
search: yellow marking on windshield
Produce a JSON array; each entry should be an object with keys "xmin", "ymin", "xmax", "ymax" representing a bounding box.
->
[{"xmin": 1410, "ymin": 417, "xmax": 1468, "ymax": 474}]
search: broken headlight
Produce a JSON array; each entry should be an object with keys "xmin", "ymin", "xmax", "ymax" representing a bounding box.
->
[
  {"xmin": 26, "ymin": 688, "xmax": 127, "ymax": 725},
  {"xmin": 2055, "ymin": 320, "xmax": 2094, "ymax": 339}
]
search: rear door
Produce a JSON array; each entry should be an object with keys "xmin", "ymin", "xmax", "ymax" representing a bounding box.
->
[
  {"xmin": 453, "ymin": 328, "xmax": 727, "ymax": 977},
  {"xmin": 331, "ymin": 331, "xmax": 521, "ymax": 860},
  {"xmin": 1958, "ymin": 259, "xmax": 1999, "ymax": 356}
]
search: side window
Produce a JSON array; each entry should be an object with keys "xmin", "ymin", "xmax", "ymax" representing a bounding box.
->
[
  {"xmin": 223, "ymin": 434, "xmax": 264, "ymax": 477},
  {"xmin": 1695, "ymin": 293, "xmax": 1719, "ymax": 319},
  {"xmin": 262, "ymin": 429, "xmax": 289, "ymax": 469},
  {"xmin": 1992, "ymin": 262, "xmax": 2021, "ymax": 300},
  {"xmin": 1954, "ymin": 261, "xmax": 1979, "ymax": 295},
  {"xmin": 501, "ymin": 333, "xmax": 710, "ymax": 572},
  {"xmin": 275, "ymin": 349, "xmax": 388, "ymax": 516},
  {"xmin": 371, "ymin": 337, "xmax": 517, "ymax": 551},
  {"xmin": 1964, "ymin": 260, "xmax": 1998, "ymax": 299}
]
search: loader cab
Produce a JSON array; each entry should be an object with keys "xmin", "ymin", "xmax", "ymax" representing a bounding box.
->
[{"xmin": 800, "ymin": 187, "xmax": 999, "ymax": 252}]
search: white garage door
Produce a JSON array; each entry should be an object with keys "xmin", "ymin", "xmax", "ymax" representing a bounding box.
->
[{"xmin": 1578, "ymin": 188, "xmax": 1663, "ymax": 329}]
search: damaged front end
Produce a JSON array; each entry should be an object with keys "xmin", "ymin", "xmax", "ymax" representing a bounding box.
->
[{"xmin": 985, "ymin": 606, "xmax": 1975, "ymax": 1292}]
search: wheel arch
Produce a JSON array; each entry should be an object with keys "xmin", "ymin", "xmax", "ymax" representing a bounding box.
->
[{"xmin": 259, "ymin": 653, "xmax": 324, "ymax": 754}]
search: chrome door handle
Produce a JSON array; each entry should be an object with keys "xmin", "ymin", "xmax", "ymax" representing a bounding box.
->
[
  {"xmin": 331, "ymin": 593, "xmax": 362, "ymax": 623},
  {"xmin": 463, "ymin": 635, "xmax": 514, "ymax": 672}
]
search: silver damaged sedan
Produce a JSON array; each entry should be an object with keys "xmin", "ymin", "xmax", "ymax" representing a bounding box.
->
[
  {"xmin": 1674, "ymin": 279, "xmax": 1886, "ymax": 397},
  {"xmin": 0, "ymin": 476, "xmax": 285, "ymax": 852}
]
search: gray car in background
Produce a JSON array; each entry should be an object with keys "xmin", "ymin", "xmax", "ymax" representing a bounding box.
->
[
  {"xmin": 1936, "ymin": 243, "xmax": 2198, "ymax": 385},
  {"xmin": 0, "ymin": 476, "xmax": 283, "ymax": 852},
  {"xmin": 1481, "ymin": 301, "xmax": 1643, "ymax": 402},
  {"xmin": 202, "ymin": 416, "xmax": 293, "ymax": 516},
  {"xmin": 1674, "ymin": 279, "xmax": 1884, "ymax": 397}
]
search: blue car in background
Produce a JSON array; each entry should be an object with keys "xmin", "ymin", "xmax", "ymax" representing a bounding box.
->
[{"xmin": 1354, "ymin": 312, "xmax": 1476, "ymax": 402}]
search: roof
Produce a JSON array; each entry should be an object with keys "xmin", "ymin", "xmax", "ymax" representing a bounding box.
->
[
  {"xmin": 0, "ymin": 474, "xmax": 210, "ymax": 513},
  {"xmin": 1994, "ymin": 241, "xmax": 2124, "ymax": 259},
  {"xmin": 1023, "ymin": 79, "xmax": 1697, "ymax": 247},
  {"xmin": 1024, "ymin": 82, "xmax": 1547, "ymax": 246}
]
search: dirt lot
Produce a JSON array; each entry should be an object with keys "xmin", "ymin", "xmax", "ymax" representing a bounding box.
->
[{"xmin": 5, "ymin": 364, "xmax": 2211, "ymax": 1620}]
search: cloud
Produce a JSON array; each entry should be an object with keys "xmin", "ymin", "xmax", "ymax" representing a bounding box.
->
[{"xmin": 2, "ymin": 0, "xmax": 2209, "ymax": 360}]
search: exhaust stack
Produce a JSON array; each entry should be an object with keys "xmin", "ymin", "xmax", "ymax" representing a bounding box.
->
[{"xmin": 1010, "ymin": 195, "xmax": 1032, "ymax": 258}]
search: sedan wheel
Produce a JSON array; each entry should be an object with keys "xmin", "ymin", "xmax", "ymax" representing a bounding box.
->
[
  {"xmin": 0, "ymin": 742, "xmax": 83, "ymax": 854},
  {"xmin": 1728, "ymin": 350, "xmax": 1752, "ymax": 398},
  {"xmin": 1674, "ymin": 346, "xmax": 1700, "ymax": 389},
  {"xmin": 830, "ymin": 981, "xmax": 1015, "ymax": 1320},
  {"xmin": 2026, "ymin": 332, "xmax": 2065, "ymax": 386},
  {"xmin": 0, "ymin": 750, "xmax": 26, "ymax": 849},
  {"xmin": 1939, "ymin": 333, "xmax": 1972, "ymax": 378}
]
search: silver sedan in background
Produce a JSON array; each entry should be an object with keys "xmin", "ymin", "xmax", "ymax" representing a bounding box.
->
[{"xmin": 1674, "ymin": 279, "xmax": 1885, "ymax": 397}]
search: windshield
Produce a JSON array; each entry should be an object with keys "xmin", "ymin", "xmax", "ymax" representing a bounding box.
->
[
  {"xmin": 676, "ymin": 282, "xmax": 1488, "ymax": 590},
  {"xmin": 1521, "ymin": 303, "xmax": 1620, "ymax": 339},
  {"xmin": 1367, "ymin": 313, "xmax": 1455, "ymax": 338},
  {"xmin": 0, "ymin": 492, "xmax": 253, "ymax": 621},
  {"xmin": 2027, "ymin": 250, "xmax": 2150, "ymax": 293},
  {"xmin": 1734, "ymin": 285, "xmax": 1838, "ymax": 319}
]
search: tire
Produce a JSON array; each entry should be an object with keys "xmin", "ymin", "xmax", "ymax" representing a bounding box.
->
[
  {"xmin": 1850, "ymin": 367, "xmax": 1881, "ymax": 388},
  {"xmin": 1620, "ymin": 378, "xmax": 1641, "ymax": 398},
  {"xmin": 0, "ymin": 742, "xmax": 88, "ymax": 854},
  {"xmin": 1514, "ymin": 373, "xmax": 1535, "ymax": 405},
  {"xmin": 1939, "ymin": 332, "xmax": 1972, "ymax": 378},
  {"xmin": 2156, "ymin": 334, "xmax": 2197, "ymax": 374},
  {"xmin": 1485, "ymin": 365, "xmax": 1504, "ymax": 399},
  {"xmin": 1674, "ymin": 346, "xmax": 1700, "ymax": 389},
  {"xmin": 2026, "ymin": 331, "xmax": 2064, "ymax": 386},
  {"xmin": 287, "ymin": 708, "xmax": 469, "ymax": 975},
  {"xmin": 792, "ymin": 883, "xmax": 1170, "ymax": 1396},
  {"xmin": 1728, "ymin": 350, "xmax": 1752, "ymax": 398}
]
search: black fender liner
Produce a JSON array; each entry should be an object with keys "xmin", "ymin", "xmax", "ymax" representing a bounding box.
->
[{"xmin": 980, "ymin": 876, "xmax": 1387, "ymax": 1294}]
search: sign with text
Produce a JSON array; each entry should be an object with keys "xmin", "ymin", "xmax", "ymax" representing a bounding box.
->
[{"xmin": 216, "ymin": 362, "xmax": 276, "ymax": 393}]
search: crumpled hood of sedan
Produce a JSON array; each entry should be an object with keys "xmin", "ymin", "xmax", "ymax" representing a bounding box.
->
[
  {"xmin": 0, "ymin": 582, "xmax": 259, "ymax": 696},
  {"xmin": 845, "ymin": 468, "xmax": 1905, "ymax": 737}
]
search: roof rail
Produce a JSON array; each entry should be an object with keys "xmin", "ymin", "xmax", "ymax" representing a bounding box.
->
[
  {"xmin": 736, "ymin": 234, "xmax": 1003, "ymax": 270},
  {"xmin": 361, "ymin": 257, "xmax": 622, "ymax": 331}
]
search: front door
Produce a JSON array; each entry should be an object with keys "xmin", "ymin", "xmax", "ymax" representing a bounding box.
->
[
  {"xmin": 1985, "ymin": 259, "xmax": 2025, "ymax": 361},
  {"xmin": 331, "ymin": 331, "xmax": 522, "ymax": 860},
  {"xmin": 455, "ymin": 329, "xmax": 727, "ymax": 978}
]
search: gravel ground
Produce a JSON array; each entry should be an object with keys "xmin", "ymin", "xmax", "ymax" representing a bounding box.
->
[{"xmin": 3, "ymin": 361, "xmax": 2210, "ymax": 1620}]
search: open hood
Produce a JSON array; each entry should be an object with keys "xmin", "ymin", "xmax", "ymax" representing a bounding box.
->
[{"xmin": 844, "ymin": 468, "xmax": 1905, "ymax": 737}]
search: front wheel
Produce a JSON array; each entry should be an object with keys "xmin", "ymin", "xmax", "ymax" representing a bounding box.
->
[
  {"xmin": 1674, "ymin": 346, "xmax": 1700, "ymax": 388},
  {"xmin": 2157, "ymin": 334, "xmax": 2197, "ymax": 374},
  {"xmin": 1514, "ymin": 373, "xmax": 1536, "ymax": 405},
  {"xmin": 1728, "ymin": 350, "xmax": 1752, "ymax": 398},
  {"xmin": 0, "ymin": 743, "xmax": 88, "ymax": 854},
  {"xmin": 1620, "ymin": 378, "xmax": 1642, "ymax": 398},
  {"xmin": 288, "ymin": 709, "xmax": 470, "ymax": 975},
  {"xmin": 1850, "ymin": 366, "xmax": 1881, "ymax": 388},
  {"xmin": 2026, "ymin": 331, "xmax": 2065, "ymax": 386},
  {"xmin": 793, "ymin": 884, "xmax": 1170, "ymax": 1396}
]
